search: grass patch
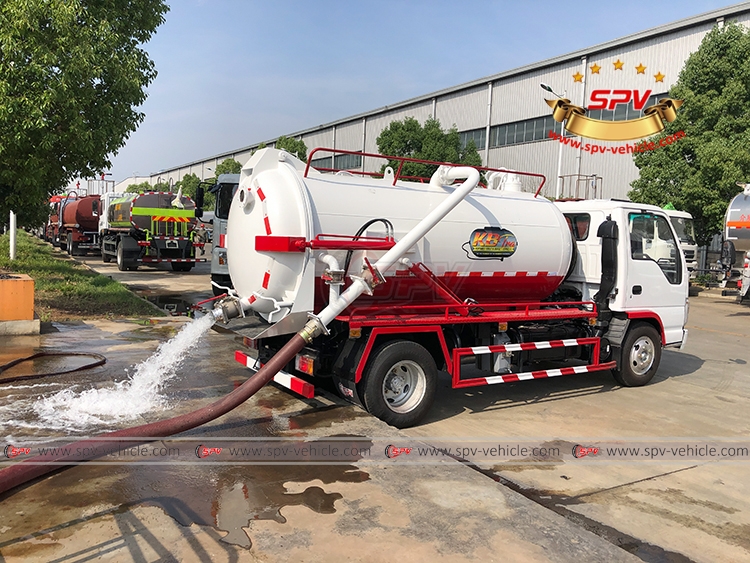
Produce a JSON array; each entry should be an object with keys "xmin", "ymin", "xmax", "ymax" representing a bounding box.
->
[{"xmin": 0, "ymin": 230, "xmax": 163, "ymax": 321}]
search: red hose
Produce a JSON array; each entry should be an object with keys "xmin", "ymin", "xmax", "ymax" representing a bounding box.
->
[{"xmin": 0, "ymin": 333, "xmax": 307, "ymax": 496}]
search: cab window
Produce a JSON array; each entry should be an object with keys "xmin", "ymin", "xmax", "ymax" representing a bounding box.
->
[
  {"xmin": 629, "ymin": 212, "xmax": 682, "ymax": 284},
  {"xmin": 564, "ymin": 213, "xmax": 591, "ymax": 241}
]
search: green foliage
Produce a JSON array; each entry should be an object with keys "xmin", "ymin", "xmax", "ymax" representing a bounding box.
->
[
  {"xmin": 0, "ymin": 0, "xmax": 169, "ymax": 226},
  {"xmin": 376, "ymin": 117, "xmax": 483, "ymax": 179},
  {"xmin": 275, "ymin": 136, "xmax": 307, "ymax": 160},
  {"xmin": 0, "ymin": 230, "xmax": 160, "ymax": 320},
  {"xmin": 214, "ymin": 158, "xmax": 242, "ymax": 176},
  {"xmin": 629, "ymin": 22, "xmax": 750, "ymax": 245},
  {"xmin": 125, "ymin": 181, "xmax": 152, "ymax": 194},
  {"xmin": 175, "ymin": 173, "xmax": 214, "ymax": 210}
]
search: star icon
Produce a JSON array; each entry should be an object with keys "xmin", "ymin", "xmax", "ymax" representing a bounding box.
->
[
  {"xmin": 613, "ymin": 59, "xmax": 624, "ymax": 70},
  {"xmin": 635, "ymin": 63, "xmax": 647, "ymax": 74},
  {"xmin": 654, "ymin": 71, "xmax": 665, "ymax": 82},
  {"xmin": 573, "ymin": 71, "xmax": 583, "ymax": 82},
  {"xmin": 590, "ymin": 63, "xmax": 601, "ymax": 74}
]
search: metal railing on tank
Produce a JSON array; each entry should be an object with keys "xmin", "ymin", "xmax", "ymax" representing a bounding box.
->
[{"xmin": 304, "ymin": 147, "xmax": 547, "ymax": 197}]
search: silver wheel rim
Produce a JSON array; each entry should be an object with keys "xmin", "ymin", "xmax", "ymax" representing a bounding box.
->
[
  {"xmin": 630, "ymin": 336, "xmax": 655, "ymax": 376},
  {"xmin": 382, "ymin": 360, "xmax": 426, "ymax": 414}
]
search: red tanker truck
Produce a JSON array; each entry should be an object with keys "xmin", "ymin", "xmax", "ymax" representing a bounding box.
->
[
  {"xmin": 44, "ymin": 194, "xmax": 76, "ymax": 249},
  {"xmin": 59, "ymin": 195, "xmax": 102, "ymax": 256}
]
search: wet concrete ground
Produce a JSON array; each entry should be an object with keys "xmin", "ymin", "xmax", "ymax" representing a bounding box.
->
[
  {"xmin": 0, "ymin": 319, "xmax": 637, "ymax": 563},
  {"xmin": 1, "ymin": 253, "xmax": 748, "ymax": 562}
]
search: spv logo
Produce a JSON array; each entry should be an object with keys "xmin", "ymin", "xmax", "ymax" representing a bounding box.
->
[{"xmin": 589, "ymin": 89, "xmax": 652, "ymax": 111}]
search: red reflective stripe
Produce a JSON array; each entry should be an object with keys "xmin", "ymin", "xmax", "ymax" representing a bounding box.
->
[
  {"xmin": 255, "ymin": 235, "xmax": 306, "ymax": 252},
  {"xmin": 501, "ymin": 374, "xmax": 519, "ymax": 383},
  {"xmin": 263, "ymin": 216, "xmax": 272, "ymax": 235},
  {"xmin": 257, "ymin": 187, "xmax": 266, "ymax": 201},
  {"xmin": 249, "ymin": 295, "xmax": 257, "ymax": 304},
  {"xmin": 531, "ymin": 370, "xmax": 550, "ymax": 378},
  {"xmin": 219, "ymin": 234, "xmax": 226, "ymax": 248},
  {"xmin": 262, "ymin": 271, "xmax": 270, "ymax": 289}
]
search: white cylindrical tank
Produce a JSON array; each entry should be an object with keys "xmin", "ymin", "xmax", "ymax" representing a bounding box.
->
[
  {"xmin": 726, "ymin": 188, "xmax": 750, "ymax": 253},
  {"xmin": 226, "ymin": 149, "xmax": 574, "ymax": 322}
]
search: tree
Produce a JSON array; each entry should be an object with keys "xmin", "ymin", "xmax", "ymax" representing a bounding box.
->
[
  {"xmin": 175, "ymin": 173, "xmax": 214, "ymax": 210},
  {"xmin": 214, "ymin": 158, "xmax": 242, "ymax": 176},
  {"xmin": 376, "ymin": 117, "xmax": 483, "ymax": 180},
  {"xmin": 125, "ymin": 181, "xmax": 152, "ymax": 194},
  {"xmin": 275, "ymin": 136, "xmax": 307, "ymax": 161},
  {"xmin": 629, "ymin": 22, "xmax": 750, "ymax": 245},
  {"xmin": 0, "ymin": 0, "xmax": 169, "ymax": 225}
]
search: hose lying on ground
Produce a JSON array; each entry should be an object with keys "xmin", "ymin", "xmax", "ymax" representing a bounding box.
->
[
  {"xmin": 0, "ymin": 352, "xmax": 107, "ymax": 385},
  {"xmin": 0, "ymin": 332, "xmax": 307, "ymax": 496}
]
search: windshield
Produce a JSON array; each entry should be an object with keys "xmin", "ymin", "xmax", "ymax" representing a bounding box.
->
[
  {"xmin": 214, "ymin": 183, "xmax": 238, "ymax": 220},
  {"xmin": 669, "ymin": 216, "xmax": 696, "ymax": 245}
]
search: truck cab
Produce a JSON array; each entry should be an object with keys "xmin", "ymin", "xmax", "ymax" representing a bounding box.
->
[
  {"xmin": 665, "ymin": 209, "xmax": 698, "ymax": 275},
  {"xmin": 210, "ymin": 173, "xmax": 240, "ymax": 296},
  {"xmin": 556, "ymin": 199, "xmax": 689, "ymax": 350}
]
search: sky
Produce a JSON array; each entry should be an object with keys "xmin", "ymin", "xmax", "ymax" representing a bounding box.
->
[{"xmin": 96, "ymin": 0, "xmax": 735, "ymax": 184}]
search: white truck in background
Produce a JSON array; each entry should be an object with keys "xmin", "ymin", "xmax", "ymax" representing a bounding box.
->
[
  {"xmin": 209, "ymin": 173, "xmax": 240, "ymax": 296},
  {"xmin": 664, "ymin": 209, "xmax": 698, "ymax": 276}
]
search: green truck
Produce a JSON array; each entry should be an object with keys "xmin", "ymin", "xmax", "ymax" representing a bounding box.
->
[{"xmin": 100, "ymin": 189, "xmax": 207, "ymax": 272}]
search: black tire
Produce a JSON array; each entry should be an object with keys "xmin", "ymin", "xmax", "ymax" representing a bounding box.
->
[
  {"xmin": 66, "ymin": 233, "xmax": 73, "ymax": 255},
  {"xmin": 613, "ymin": 323, "xmax": 661, "ymax": 387},
  {"xmin": 358, "ymin": 340, "xmax": 437, "ymax": 428},
  {"xmin": 67, "ymin": 233, "xmax": 82, "ymax": 256},
  {"xmin": 171, "ymin": 262, "xmax": 193, "ymax": 272},
  {"xmin": 212, "ymin": 284, "xmax": 226, "ymax": 297},
  {"xmin": 116, "ymin": 243, "xmax": 127, "ymax": 271}
]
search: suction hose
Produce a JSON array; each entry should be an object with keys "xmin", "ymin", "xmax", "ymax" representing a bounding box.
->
[
  {"xmin": 0, "ymin": 320, "xmax": 311, "ymax": 496},
  {"xmin": 0, "ymin": 163, "xmax": 481, "ymax": 496}
]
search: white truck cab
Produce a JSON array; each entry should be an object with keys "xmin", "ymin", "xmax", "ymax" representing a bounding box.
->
[
  {"xmin": 555, "ymin": 199, "xmax": 689, "ymax": 349},
  {"xmin": 665, "ymin": 209, "xmax": 698, "ymax": 275}
]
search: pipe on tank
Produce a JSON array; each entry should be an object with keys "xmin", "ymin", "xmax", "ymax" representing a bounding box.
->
[{"xmin": 316, "ymin": 165, "xmax": 480, "ymax": 328}]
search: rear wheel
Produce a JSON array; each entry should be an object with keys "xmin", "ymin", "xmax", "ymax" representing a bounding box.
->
[
  {"xmin": 358, "ymin": 340, "xmax": 437, "ymax": 428},
  {"xmin": 613, "ymin": 323, "xmax": 661, "ymax": 386}
]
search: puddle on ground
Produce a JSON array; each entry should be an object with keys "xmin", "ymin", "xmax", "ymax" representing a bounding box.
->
[{"xmin": 0, "ymin": 436, "xmax": 370, "ymax": 552}]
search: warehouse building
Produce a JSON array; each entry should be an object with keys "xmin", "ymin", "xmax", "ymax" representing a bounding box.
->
[{"xmin": 150, "ymin": 3, "xmax": 750, "ymax": 200}]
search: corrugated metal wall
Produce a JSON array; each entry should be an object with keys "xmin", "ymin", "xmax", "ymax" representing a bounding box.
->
[
  {"xmin": 150, "ymin": 9, "xmax": 746, "ymax": 198},
  {"xmin": 436, "ymin": 85, "xmax": 487, "ymax": 130}
]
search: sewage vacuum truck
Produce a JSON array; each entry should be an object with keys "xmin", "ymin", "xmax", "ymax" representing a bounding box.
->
[
  {"xmin": 213, "ymin": 148, "xmax": 689, "ymax": 428},
  {"xmin": 100, "ymin": 189, "xmax": 207, "ymax": 271},
  {"xmin": 59, "ymin": 194, "xmax": 102, "ymax": 256}
]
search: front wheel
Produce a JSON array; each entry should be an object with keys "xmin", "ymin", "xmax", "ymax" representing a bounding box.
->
[
  {"xmin": 613, "ymin": 323, "xmax": 661, "ymax": 387},
  {"xmin": 358, "ymin": 340, "xmax": 437, "ymax": 428}
]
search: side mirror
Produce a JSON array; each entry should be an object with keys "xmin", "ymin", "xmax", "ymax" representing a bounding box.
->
[
  {"xmin": 194, "ymin": 186, "xmax": 205, "ymax": 218},
  {"xmin": 721, "ymin": 240, "xmax": 736, "ymax": 268}
]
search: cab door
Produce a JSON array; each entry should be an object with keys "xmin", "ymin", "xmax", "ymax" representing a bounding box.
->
[{"xmin": 622, "ymin": 211, "xmax": 688, "ymax": 345}]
